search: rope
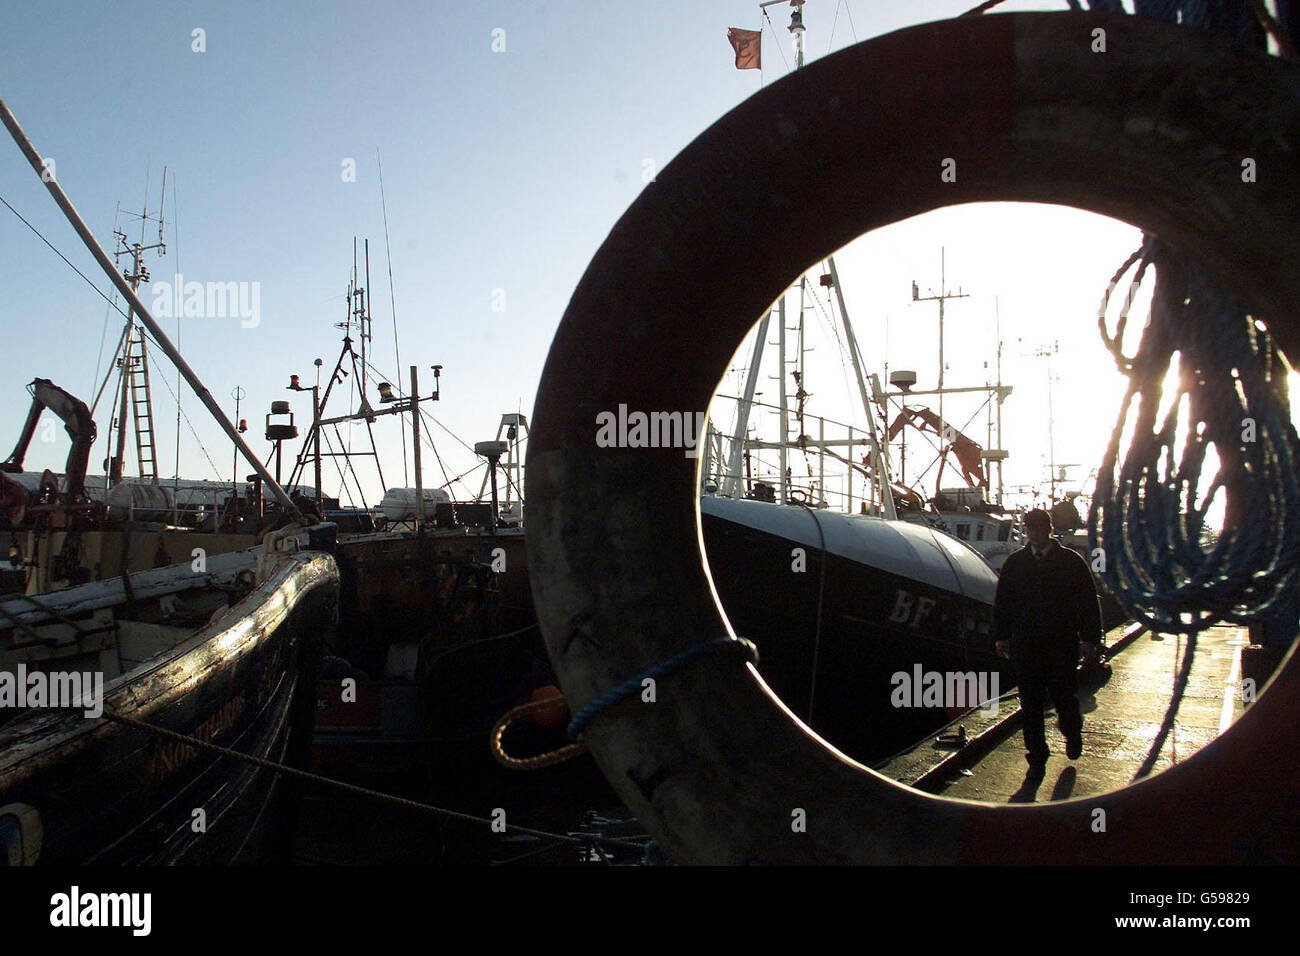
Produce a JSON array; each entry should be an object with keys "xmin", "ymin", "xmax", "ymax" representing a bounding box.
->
[
  {"xmin": 490, "ymin": 697, "xmax": 589, "ymax": 770},
  {"xmin": 95, "ymin": 708, "xmax": 644, "ymax": 851},
  {"xmin": 1089, "ymin": 241, "xmax": 1300, "ymax": 634},
  {"xmin": 1084, "ymin": 0, "xmax": 1300, "ymax": 636},
  {"xmin": 566, "ymin": 637, "xmax": 759, "ymax": 742},
  {"xmin": 419, "ymin": 622, "xmax": 542, "ymax": 679},
  {"xmin": 1246, "ymin": 0, "xmax": 1299, "ymax": 58}
]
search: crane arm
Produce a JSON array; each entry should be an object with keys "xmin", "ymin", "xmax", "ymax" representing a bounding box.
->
[{"xmin": 2, "ymin": 378, "xmax": 97, "ymax": 501}]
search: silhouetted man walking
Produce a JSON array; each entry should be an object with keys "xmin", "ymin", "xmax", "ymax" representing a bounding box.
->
[{"xmin": 994, "ymin": 508, "xmax": 1103, "ymax": 775}]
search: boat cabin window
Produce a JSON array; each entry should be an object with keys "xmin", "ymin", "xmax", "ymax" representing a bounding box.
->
[
  {"xmin": 998, "ymin": 524, "xmax": 1011, "ymax": 541},
  {"xmin": 955, "ymin": 523, "xmax": 971, "ymax": 540},
  {"xmin": 976, "ymin": 524, "xmax": 986, "ymax": 541}
]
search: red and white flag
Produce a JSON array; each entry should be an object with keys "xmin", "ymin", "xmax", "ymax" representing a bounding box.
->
[{"xmin": 727, "ymin": 27, "xmax": 761, "ymax": 70}]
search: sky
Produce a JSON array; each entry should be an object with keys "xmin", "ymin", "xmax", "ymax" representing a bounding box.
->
[{"xmin": 0, "ymin": 0, "xmax": 1271, "ymax": 514}]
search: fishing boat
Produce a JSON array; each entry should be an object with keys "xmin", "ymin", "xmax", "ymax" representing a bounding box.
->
[
  {"xmin": 0, "ymin": 522, "xmax": 339, "ymax": 864},
  {"xmin": 700, "ymin": 494, "xmax": 1001, "ymax": 759},
  {"xmin": 229, "ymin": 249, "xmax": 555, "ymax": 774},
  {"xmin": 0, "ymin": 94, "xmax": 352, "ymax": 864},
  {"xmin": 0, "ymin": 379, "xmax": 264, "ymax": 598},
  {"xmin": 693, "ymin": 236, "xmax": 1010, "ymax": 757}
]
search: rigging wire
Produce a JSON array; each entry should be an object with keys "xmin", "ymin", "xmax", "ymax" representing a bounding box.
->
[
  {"xmin": 318, "ymin": 425, "xmax": 359, "ymax": 509},
  {"xmin": 91, "ymin": 202, "xmax": 123, "ymax": 398},
  {"xmin": 807, "ymin": 265, "xmax": 865, "ymax": 422},
  {"xmin": 132, "ymin": 327, "xmax": 223, "ymax": 480},
  {"xmin": 357, "ymin": 354, "xmax": 491, "ymax": 497},
  {"xmin": 904, "ymin": 396, "xmax": 996, "ymax": 493},
  {"xmin": 761, "ymin": 7, "xmax": 792, "ymax": 73},
  {"xmin": 0, "ymin": 192, "xmax": 128, "ymax": 325},
  {"xmin": 376, "ymin": 147, "xmax": 409, "ymax": 487},
  {"xmin": 827, "ymin": 0, "xmax": 843, "ymax": 52},
  {"xmin": 171, "ymin": 174, "xmax": 183, "ymax": 496},
  {"xmin": 331, "ymin": 422, "xmax": 370, "ymax": 511},
  {"xmin": 89, "ymin": 320, "xmax": 130, "ymax": 417}
]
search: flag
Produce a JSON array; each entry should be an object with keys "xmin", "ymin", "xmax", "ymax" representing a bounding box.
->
[{"xmin": 727, "ymin": 27, "xmax": 761, "ymax": 70}]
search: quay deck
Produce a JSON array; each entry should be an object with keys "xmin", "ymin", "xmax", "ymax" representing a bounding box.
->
[{"xmin": 876, "ymin": 622, "xmax": 1253, "ymax": 803}]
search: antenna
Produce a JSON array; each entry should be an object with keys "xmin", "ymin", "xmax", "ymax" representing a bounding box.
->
[
  {"xmin": 910, "ymin": 246, "xmax": 969, "ymax": 435},
  {"xmin": 156, "ymin": 166, "xmax": 167, "ymax": 249},
  {"xmin": 1024, "ymin": 338, "xmax": 1061, "ymax": 502},
  {"xmin": 363, "ymin": 238, "xmax": 372, "ymax": 395}
]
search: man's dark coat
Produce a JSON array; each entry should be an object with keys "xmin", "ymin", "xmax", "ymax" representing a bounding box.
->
[{"xmin": 993, "ymin": 539, "xmax": 1103, "ymax": 673}]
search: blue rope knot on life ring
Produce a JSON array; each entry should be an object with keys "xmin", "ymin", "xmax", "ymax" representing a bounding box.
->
[{"xmin": 566, "ymin": 637, "xmax": 759, "ymax": 742}]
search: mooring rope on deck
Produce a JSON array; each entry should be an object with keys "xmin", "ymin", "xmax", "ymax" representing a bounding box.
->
[
  {"xmin": 95, "ymin": 708, "xmax": 647, "ymax": 853},
  {"xmin": 490, "ymin": 697, "xmax": 588, "ymax": 770}
]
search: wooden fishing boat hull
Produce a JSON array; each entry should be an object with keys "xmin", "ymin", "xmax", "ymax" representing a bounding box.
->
[{"xmin": 0, "ymin": 548, "xmax": 338, "ymax": 865}]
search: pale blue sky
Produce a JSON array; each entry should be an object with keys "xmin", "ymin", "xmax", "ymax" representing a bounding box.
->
[{"xmin": 0, "ymin": 0, "xmax": 1207, "ymax": 509}]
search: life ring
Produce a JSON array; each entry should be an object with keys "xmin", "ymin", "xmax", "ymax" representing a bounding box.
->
[{"xmin": 526, "ymin": 12, "xmax": 1300, "ymax": 863}]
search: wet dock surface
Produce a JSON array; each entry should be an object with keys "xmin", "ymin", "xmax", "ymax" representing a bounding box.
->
[
  {"xmin": 292, "ymin": 622, "xmax": 1257, "ymax": 861},
  {"xmin": 884, "ymin": 623, "xmax": 1249, "ymax": 803}
]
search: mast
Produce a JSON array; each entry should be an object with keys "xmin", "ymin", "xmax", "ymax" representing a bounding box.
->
[
  {"xmin": 995, "ymin": 300, "xmax": 1006, "ymax": 506},
  {"xmin": 0, "ymin": 96, "xmax": 305, "ymax": 520},
  {"xmin": 230, "ymin": 385, "xmax": 244, "ymax": 497},
  {"xmin": 721, "ymin": 0, "xmax": 895, "ymax": 516},
  {"xmin": 911, "ymin": 246, "xmax": 969, "ymax": 452},
  {"xmin": 106, "ymin": 166, "xmax": 167, "ymax": 487},
  {"xmin": 722, "ymin": 309, "xmax": 770, "ymax": 498},
  {"xmin": 1025, "ymin": 338, "xmax": 1060, "ymax": 503},
  {"xmin": 760, "ymin": 0, "xmax": 806, "ymax": 68},
  {"xmin": 777, "ymin": 294, "xmax": 788, "ymax": 504},
  {"xmin": 826, "ymin": 256, "xmax": 895, "ymax": 519}
]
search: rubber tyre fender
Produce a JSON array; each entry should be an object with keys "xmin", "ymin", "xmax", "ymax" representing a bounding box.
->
[{"xmin": 526, "ymin": 11, "xmax": 1300, "ymax": 864}]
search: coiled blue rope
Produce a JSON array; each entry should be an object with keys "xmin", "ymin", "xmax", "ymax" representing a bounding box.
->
[
  {"xmin": 1089, "ymin": 240, "xmax": 1300, "ymax": 635},
  {"xmin": 566, "ymin": 637, "xmax": 759, "ymax": 742},
  {"xmin": 1084, "ymin": 0, "xmax": 1300, "ymax": 636}
]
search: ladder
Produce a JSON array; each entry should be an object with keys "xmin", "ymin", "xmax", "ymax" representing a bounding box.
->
[{"xmin": 125, "ymin": 324, "xmax": 158, "ymax": 482}]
